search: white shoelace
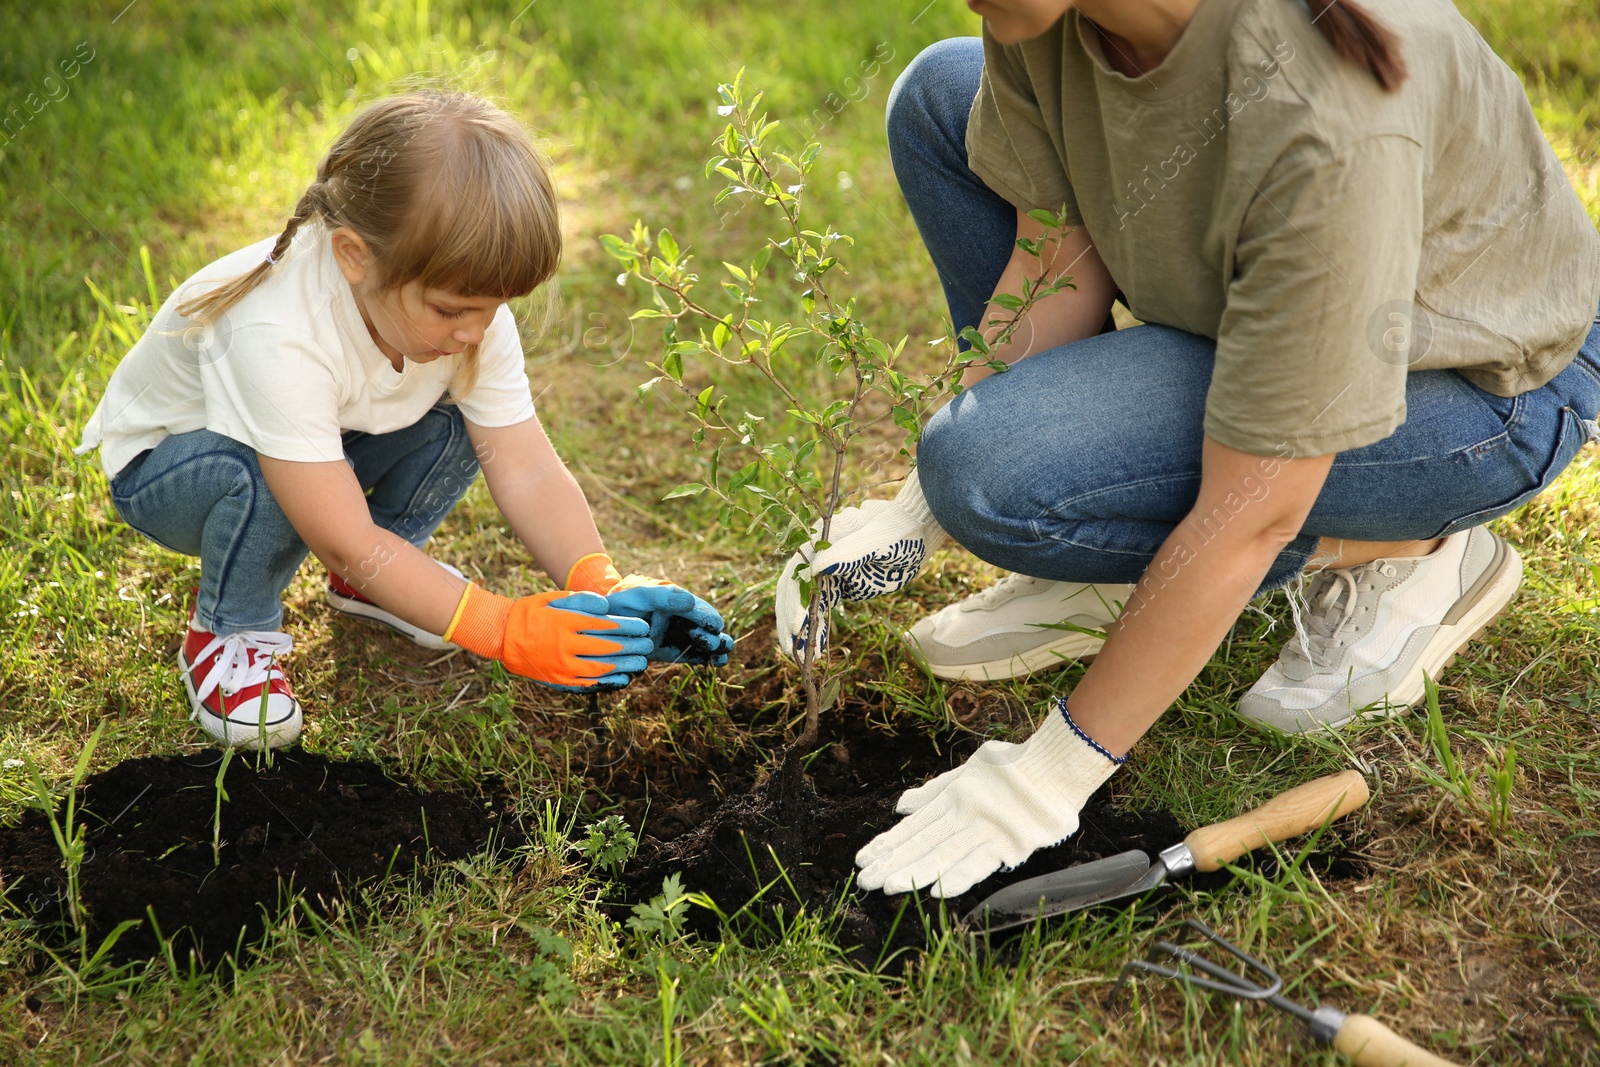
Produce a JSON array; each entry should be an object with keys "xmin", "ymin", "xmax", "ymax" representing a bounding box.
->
[
  {"xmin": 190, "ymin": 631, "xmax": 293, "ymax": 703},
  {"xmin": 1282, "ymin": 563, "xmax": 1397, "ymax": 669},
  {"xmin": 964, "ymin": 572, "xmax": 1045, "ymax": 610}
]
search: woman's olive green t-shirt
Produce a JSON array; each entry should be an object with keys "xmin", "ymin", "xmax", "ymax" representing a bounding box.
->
[{"xmin": 967, "ymin": 0, "xmax": 1600, "ymax": 456}]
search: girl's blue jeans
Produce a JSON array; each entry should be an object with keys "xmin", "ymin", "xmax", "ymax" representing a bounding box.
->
[
  {"xmin": 109, "ymin": 404, "xmax": 479, "ymax": 634},
  {"xmin": 888, "ymin": 38, "xmax": 1600, "ymax": 590}
]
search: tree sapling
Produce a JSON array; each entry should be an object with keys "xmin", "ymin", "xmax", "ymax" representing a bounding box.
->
[{"xmin": 604, "ymin": 70, "xmax": 1074, "ymax": 767}]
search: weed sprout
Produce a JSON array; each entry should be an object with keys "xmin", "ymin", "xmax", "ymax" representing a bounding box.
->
[{"xmin": 575, "ymin": 813, "xmax": 638, "ymax": 876}]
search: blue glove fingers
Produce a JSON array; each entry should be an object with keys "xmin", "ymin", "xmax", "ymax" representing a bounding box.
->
[
  {"xmin": 577, "ymin": 652, "xmax": 651, "ymax": 675},
  {"xmin": 548, "ymin": 589, "xmax": 652, "ymax": 644},
  {"xmin": 550, "ymin": 590, "xmax": 653, "ymax": 637},
  {"xmin": 542, "ymin": 652, "xmax": 650, "ymax": 692},
  {"xmin": 613, "ymin": 616, "xmax": 654, "ymax": 639},
  {"xmin": 605, "ymin": 585, "xmax": 697, "ymax": 619},
  {"xmin": 542, "ymin": 671, "xmax": 637, "ymax": 693},
  {"xmin": 608, "ymin": 588, "xmax": 726, "ymax": 659},
  {"xmin": 539, "ymin": 591, "xmax": 655, "ymax": 685},
  {"xmin": 673, "ymin": 593, "xmax": 724, "ymax": 632},
  {"xmin": 694, "ymin": 629, "xmax": 734, "ymax": 655},
  {"xmin": 579, "ymin": 633, "xmax": 656, "ymax": 660},
  {"xmin": 548, "ymin": 589, "xmax": 613, "ymax": 615},
  {"xmin": 655, "ymin": 627, "xmax": 733, "ymax": 666}
]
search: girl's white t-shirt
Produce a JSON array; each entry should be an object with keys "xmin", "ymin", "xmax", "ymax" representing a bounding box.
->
[{"xmin": 78, "ymin": 224, "xmax": 536, "ymax": 479}]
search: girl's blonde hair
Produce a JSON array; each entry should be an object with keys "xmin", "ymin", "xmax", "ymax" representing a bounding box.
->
[{"xmin": 178, "ymin": 90, "xmax": 561, "ymax": 393}]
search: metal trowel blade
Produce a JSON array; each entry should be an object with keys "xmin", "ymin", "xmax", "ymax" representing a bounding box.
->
[{"xmin": 962, "ymin": 849, "xmax": 1154, "ymax": 934}]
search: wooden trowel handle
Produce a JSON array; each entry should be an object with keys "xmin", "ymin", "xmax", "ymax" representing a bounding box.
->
[
  {"xmin": 1334, "ymin": 1014, "xmax": 1460, "ymax": 1067},
  {"xmin": 1185, "ymin": 769, "xmax": 1368, "ymax": 873}
]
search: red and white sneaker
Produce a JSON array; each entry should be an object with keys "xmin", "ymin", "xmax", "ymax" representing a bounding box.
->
[
  {"xmin": 179, "ymin": 625, "xmax": 303, "ymax": 750},
  {"xmin": 326, "ymin": 561, "xmax": 462, "ymax": 650}
]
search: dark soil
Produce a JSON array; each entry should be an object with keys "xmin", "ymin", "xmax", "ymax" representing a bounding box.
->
[
  {"xmin": 0, "ymin": 751, "xmax": 518, "ymax": 968},
  {"xmin": 612, "ymin": 705, "xmax": 1364, "ymax": 970}
]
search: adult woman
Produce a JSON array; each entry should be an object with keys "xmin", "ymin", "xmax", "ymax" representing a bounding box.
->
[{"xmin": 775, "ymin": 0, "xmax": 1600, "ymax": 897}]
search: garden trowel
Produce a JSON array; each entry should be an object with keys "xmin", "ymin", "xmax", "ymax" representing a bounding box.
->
[{"xmin": 962, "ymin": 770, "xmax": 1369, "ymax": 936}]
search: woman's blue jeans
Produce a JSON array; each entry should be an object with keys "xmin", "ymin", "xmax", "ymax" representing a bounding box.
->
[
  {"xmin": 888, "ymin": 38, "xmax": 1600, "ymax": 590},
  {"xmin": 109, "ymin": 404, "xmax": 479, "ymax": 634}
]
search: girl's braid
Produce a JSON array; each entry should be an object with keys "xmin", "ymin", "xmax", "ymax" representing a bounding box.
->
[
  {"xmin": 265, "ymin": 183, "xmax": 328, "ymax": 266},
  {"xmin": 175, "ymin": 181, "xmax": 331, "ymax": 322}
]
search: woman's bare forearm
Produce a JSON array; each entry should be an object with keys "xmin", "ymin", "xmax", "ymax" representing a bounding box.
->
[
  {"xmin": 1065, "ymin": 438, "xmax": 1335, "ymax": 755},
  {"xmin": 961, "ymin": 207, "xmax": 1119, "ymax": 387}
]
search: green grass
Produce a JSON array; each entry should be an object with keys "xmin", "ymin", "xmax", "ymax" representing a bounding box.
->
[{"xmin": 3, "ymin": 1, "xmax": 1600, "ymax": 1063}]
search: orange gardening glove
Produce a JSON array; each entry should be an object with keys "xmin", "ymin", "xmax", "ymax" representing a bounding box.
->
[
  {"xmin": 565, "ymin": 553, "xmax": 630, "ymax": 595},
  {"xmin": 566, "ymin": 553, "xmax": 733, "ymax": 667},
  {"xmin": 443, "ymin": 582, "xmax": 653, "ymax": 691}
]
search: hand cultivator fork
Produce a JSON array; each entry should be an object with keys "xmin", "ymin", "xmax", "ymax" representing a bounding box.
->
[{"xmin": 1111, "ymin": 919, "xmax": 1460, "ymax": 1067}]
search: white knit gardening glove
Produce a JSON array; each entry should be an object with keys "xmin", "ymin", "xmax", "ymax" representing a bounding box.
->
[
  {"xmin": 892, "ymin": 735, "xmax": 1023, "ymax": 815},
  {"xmin": 775, "ymin": 469, "xmax": 950, "ymax": 656},
  {"xmin": 855, "ymin": 699, "xmax": 1125, "ymax": 898}
]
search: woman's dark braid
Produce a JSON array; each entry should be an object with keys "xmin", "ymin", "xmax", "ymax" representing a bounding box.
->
[{"xmin": 1303, "ymin": 0, "xmax": 1407, "ymax": 92}]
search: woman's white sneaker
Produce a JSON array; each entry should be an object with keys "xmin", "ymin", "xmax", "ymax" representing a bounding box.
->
[
  {"xmin": 1238, "ymin": 527, "xmax": 1523, "ymax": 734},
  {"xmin": 904, "ymin": 575, "xmax": 1135, "ymax": 680}
]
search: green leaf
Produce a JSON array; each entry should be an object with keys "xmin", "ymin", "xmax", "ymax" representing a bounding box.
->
[
  {"xmin": 1027, "ymin": 208, "xmax": 1062, "ymax": 228},
  {"xmin": 599, "ymin": 233, "xmax": 633, "ymax": 259},
  {"xmin": 712, "ymin": 319, "xmax": 732, "ymax": 350},
  {"xmin": 891, "ymin": 405, "xmax": 920, "ymax": 435},
  {"xmin": 723, "ymin": 261, "xmax": 750, "ymax": 284},
  {"xmin": 662, "ymin": 482, "xmax": 707, "ymax": 500},
  {"xmin": 990, "ymin": 293, "xmax": 1024, "ymax": 311},
  {"xmin": 657, "ymin": 229, "xmax": 680, "ymax": 262},
  {"xmin": 958, "ymin": 326, "xmax": 992, "ymax": 356},
  {"xmin": 695, "ymin": 384, "xmax": 715, "ymax": 419},
  {"xmin": 664, "ymin": 350, "xmax": 683, "ymax": 382},
  {"xmin": 728, "ymin": 462, "xmax": 759, "ymax": 494},
  {"xmin": 752, "ymin": 245, "xmax": 772, "ymax": 275}
]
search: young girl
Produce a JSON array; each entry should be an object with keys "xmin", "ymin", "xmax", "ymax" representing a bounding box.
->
[
  {"xmin": 79, "ymin": 91, "xmax": 731, "ymax": 750},
  {"xmin": 779, "ymin": 0, "xmax": 1600, "ymax": 896}
]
